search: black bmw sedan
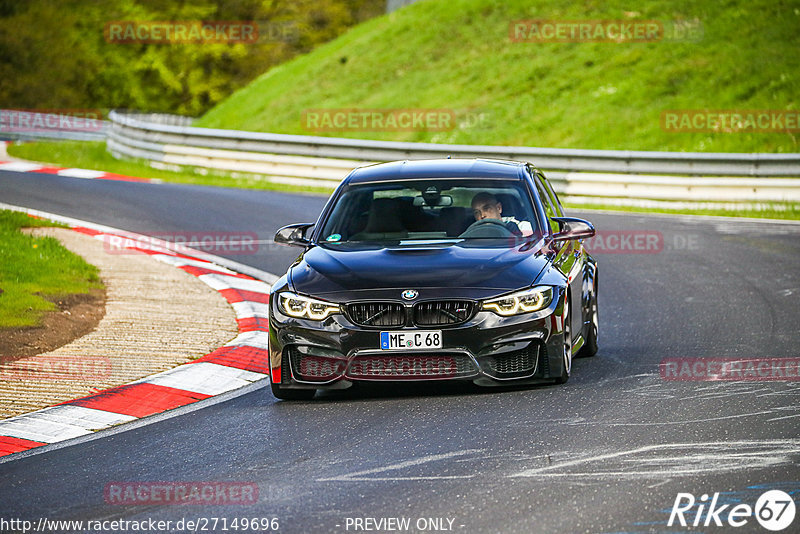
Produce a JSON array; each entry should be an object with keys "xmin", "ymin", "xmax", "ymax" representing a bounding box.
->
[{"xmin": 268, "ymin": 158, "xmax": 598, "ymax": 400}]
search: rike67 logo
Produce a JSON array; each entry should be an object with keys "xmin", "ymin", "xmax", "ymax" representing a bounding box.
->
[{"xmin": 669, "ymin": 490, "xmax": 796, "ymax": 531}]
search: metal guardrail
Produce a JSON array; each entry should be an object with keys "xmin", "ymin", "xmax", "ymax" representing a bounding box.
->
[{"xmin": 106, "ymin": 111, "xmax": 800, "ymax": 204}]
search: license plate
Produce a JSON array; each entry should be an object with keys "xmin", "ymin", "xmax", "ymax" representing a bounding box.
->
[{"xmin": 380, "ymin": 330, "xmax": 442, "ymax": 350}]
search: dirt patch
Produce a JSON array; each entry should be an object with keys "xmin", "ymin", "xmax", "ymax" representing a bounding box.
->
[{"xmin": 0, "ymin": 287, "xmax": 106, "ymax": 363}]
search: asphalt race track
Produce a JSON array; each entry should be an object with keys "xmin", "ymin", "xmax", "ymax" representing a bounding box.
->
[{"xmin": 1, "ymin": 170, "xmax": 799, "ymax": 533}]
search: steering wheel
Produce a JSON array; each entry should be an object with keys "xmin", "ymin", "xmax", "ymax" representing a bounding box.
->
[{"xmin": 459, "ymin": 218, "xmax": 515, "ymax": 238}]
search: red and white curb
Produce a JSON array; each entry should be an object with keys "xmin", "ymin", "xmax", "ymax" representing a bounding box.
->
[
  {"xmin": 0, "ymin": 160, "xmax": 155, "ymax": 183},
  {"xmin": 0, "ymin": 205, "xmax": 278, "ymax": 458}
]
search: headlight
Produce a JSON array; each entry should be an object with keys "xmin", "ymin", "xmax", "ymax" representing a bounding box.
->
[
  {"xmin": 482, "ymin": 286, "xmax": 554, "ymax": 316},
  {"xmin": 278, "ymin": 292, "xmax": 340, "ymax": 320}
]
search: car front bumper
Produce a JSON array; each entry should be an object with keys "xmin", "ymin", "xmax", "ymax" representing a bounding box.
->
[{"xmin": 268, "ymin": 288, "xmax": 569, "ymax": 390}]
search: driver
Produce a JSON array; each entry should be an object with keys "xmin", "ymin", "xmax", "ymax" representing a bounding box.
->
[{"xmin": 470, "ymin": 192, "xmax": 532, "ymax": 236}]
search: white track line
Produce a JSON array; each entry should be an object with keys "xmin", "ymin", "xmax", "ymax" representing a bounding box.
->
[
  {"xmin": 57, "ymin": 168, "xmax": 107, "ymax": 179},
  {"xmin": 198, "ymin": 273, "xmax": 272, "ymax": 293},
  {"xmin": 135, "ymin": 362, "xmax": 267, "ymax": 396},
  {"xmin": 225, "ymin": 331, "xmax": 270, "ymax": 350},
  {"xmin": 0, "ymin": 161, "xmax": 43, "ymax": 172},
  {"xmin": 231, "ymin": 301, "xmax": 270, "ymax": 319},
  {"xmin": 0, "ymin": 406, "xmax": 137, "ymax": 443}
]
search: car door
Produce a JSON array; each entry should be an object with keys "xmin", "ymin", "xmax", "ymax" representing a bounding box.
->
[{"xmin": 533, "ymin": 171, "xmax": 584, "ymax": 341}]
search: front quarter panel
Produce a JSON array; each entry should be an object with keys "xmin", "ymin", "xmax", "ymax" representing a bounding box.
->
[{"xmin": 268, "ymin": 275, "xmax": 291, "ymax": 385}]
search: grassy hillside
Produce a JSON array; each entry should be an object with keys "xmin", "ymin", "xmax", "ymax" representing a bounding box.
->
[{"xmin": 197, "ymin": 0, "xmax": 799, "ymax": 153}]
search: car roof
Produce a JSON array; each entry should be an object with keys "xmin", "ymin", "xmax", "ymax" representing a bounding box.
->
[{"xmin": 345, "ymin": 158, "xmax": 527, "ymax": 184}]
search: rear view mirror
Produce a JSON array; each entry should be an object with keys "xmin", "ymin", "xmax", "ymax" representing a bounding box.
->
[
  {"xmin": 551, "ymin": 217, "xmax": 595, "ymax": 241},
  {"xmin": 274, "ymin": 223, "xmax": 315, "ymax": 247},
  {"xmin": 413, "ymin": 195, "xmax": 453, "ymax": 207}
]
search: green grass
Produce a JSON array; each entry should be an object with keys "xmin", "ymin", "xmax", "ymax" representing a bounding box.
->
[
  {"xmin": 6, "ymin": 141, "xmax": 335, "ymax": 195},
  {"xmin": 197, "ymin": 0, "xmax": 799, "ymax": 153},
  {"xmin": 0, "ymin": 210, "xmax": 103, "ymax": 328}
]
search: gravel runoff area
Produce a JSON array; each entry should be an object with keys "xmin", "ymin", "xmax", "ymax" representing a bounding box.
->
[{"xmin": 0, "ymin": 227, "xmax": 238, "ymax": 419}]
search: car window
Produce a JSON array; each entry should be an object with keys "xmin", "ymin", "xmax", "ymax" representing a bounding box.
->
[
  {"xmin": 318, "ymin": 179, "xmax": 540, "ymax": 244},
  {"xmin": 537, "ymin": 171, "xmax": 565, "ymax": 218},
  {"xmin": 532, "ymin": 175, "xmax": 560, "ymax": 234}
]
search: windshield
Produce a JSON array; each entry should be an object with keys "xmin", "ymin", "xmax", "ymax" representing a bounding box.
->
[{"xmin": 318, "ymin": 178, "xmax": 541, "ymax": 245}]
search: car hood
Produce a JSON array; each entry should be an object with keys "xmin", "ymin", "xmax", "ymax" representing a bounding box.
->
[{"xmin": 289, "ymin": 242, "xmax": 550, "ymax": 301}]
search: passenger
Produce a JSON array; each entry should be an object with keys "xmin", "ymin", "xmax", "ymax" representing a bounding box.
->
[{"xmin": 470, "ymin": 192, "xmax": 532, "ymax": 236}]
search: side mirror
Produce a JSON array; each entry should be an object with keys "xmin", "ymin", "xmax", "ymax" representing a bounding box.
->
[
  {"xmin": 551, "ymin": 217, "xmax": 595, "ymax": 241},
  {"xmin": 274, "ymin": 223, "xmax": 315, "ymax": 247}
]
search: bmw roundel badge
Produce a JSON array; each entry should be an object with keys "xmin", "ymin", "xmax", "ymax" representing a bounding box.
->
[{"xmin": 401, "ymin": 289, "xmax": 419, "ymax": 300}]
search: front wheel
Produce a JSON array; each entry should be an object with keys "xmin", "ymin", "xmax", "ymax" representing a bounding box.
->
[
  {"xmin": 554, "ymin": 297, "xmax": 572, "ymax": 384},
  {"xmin": 270, "ymin": 382, "xmax": 316, "ymax": 400},
  {"xmin": 577, "ymin": 278, "xmax": 598, "ymax": 358}
]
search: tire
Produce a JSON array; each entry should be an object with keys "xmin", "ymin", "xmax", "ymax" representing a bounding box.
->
[
  {"xmin": 577, "ymin": 278, "xmax": 599, "ymax": 358},
  {"xmin": 270, "ymin": 381, "xmax": 316, "ymax": 400},
  {"xmin": 554, "ymin": 296, "xmax": 572, "ymax": 384}
]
